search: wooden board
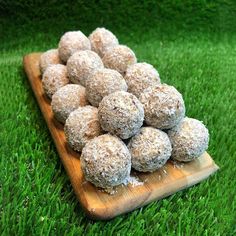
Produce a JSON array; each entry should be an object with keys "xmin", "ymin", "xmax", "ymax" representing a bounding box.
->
[{"xmin": 23, "ymin": 53, "xmax": 219, "ymax": 220}]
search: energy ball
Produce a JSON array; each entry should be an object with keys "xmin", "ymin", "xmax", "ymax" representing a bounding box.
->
[
  {"xmin": 125, "ymin": 62, "xmax": 161, "ymax": 98},
  {"xmin": 98, "ymin": 91, "xmax": 144, "ymax": 139},
  {"xmin": 64, "ymin": 106, "xmax": 103, "ymax": 152},
  {"xmin": 81, "ymin": 134, "xmax": 131, "ymax": 188},
  {"xmin": 39, "ymin": 49, "xmax": 61, "ymax": 75},
  {"xmin": 128, "ymin": 127, "xmax": 172, "ymax": 172},
  {"xmin": 42, "ymin": 64, "xmax": 69, "ymax": 99},
  {"xmin": 102, "ymin": 45, "xmax": 137, "ymax": 75},
  {"xmin": 139, "ymin": 84, "xmax": 185, "ymax": 130},
  {"xmin": 67, "ymin": 50, "xmax": 103, "ymax": 86},
  {"xmin": 51, "ymin": 84, "xmax": 88, "ymax": 123},
  {"xmin": 89, "ymin": 27, "xmax": 119, "ymax": 58},
  {"xmin": 168, "ymin": 117, "xmax": 209, "ymax": 162},
  {"xmin": 58, "ymin": 31, "xmax": 91, "ymax": 63},
  {"xmin": 86, "ymin": 68, "xmax": 128, "ymax": 107}
]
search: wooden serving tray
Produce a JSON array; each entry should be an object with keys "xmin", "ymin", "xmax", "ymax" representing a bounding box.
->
[{"xmin": 23, "ymin": 53, "xmax": 219, "ymax": 220}]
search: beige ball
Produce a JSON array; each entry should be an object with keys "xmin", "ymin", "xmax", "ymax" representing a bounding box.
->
[
  {"xmin": 98, "ymin": 91, "xmax": 144, "ymax": 139},
  {"xmin": 81, "ymin": 134, "xmax": 131, "ymax": 188},
  {"xmin": 39, "ymin": 49, "xmax": 62, "ymax": 75},
  {"xmin": 86, "ymin": 68, "xmax": 128, "ymax": 107},
  {"xmin": 139, "ymin": 84, "xmax": 185, "ymax": 129},
  {"xmin": 67, "ymin": 50, "xmax": 104, "ymax": 86},
  {"xmin": 102, "ymin": 45, "xmax": 137, "ymax": 75},
  {"xmin": 128, "ymin": 127, "xmax": 172, "ymax": 172},
  {"xmin": 51, "ymin": 84, "xmax": 88, "ymax": 123},
  {"xmin": 42, "ymin": 64, "xmax": 69, "ymax": 99},
  {"xmin": 64, "ymin": 106, "xmax": 103, "ymax": 152},
  {"xmin": 58, "ymin": 31, "xmax": 91, "ymax": 63},
  {"xmin": 125, "ymin": 62, "xmax": 161, "ymax": 98},
  {"xmin": 89, "ymin": 27, "xmax": 119, "ymax": 58},
  {"xmin": 168, "ymin": 117, "xmax": 209, "ymax": 162}
]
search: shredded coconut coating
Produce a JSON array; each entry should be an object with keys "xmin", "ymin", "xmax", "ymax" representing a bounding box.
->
[
  {"xmin": 98, "ymin": 91, "xmax": 144, "ymax": 139},
  {"xmin": 67, "ymin": 50, "xmax": 104, "ymax": 86},
  {"xmin": 168, "ymin": 117, "xmax": 209, "ymax": 162},
  {"xmin": 139, "ymin": 84, "xmax": 185, "ymax": 129},
  {"xmin": 58, "ymin": 31, "xmax": 91, "ymax": 63},
  {"xmin": 128, "ymin": 127, "xmax": 172, "ymax": 172},
  {"xmin": 51, "ymin": 84, "xmax": 88, "ymax": 123},
  {"xmin": 122, "ymin": 175, "xmax": 143, "ymax": 187},
  {"xmin": 89, "ymin": 27, "xmax": 119, "ymax": 58},
  {"xmin": 39, "ymin": 49, "xmax": 62, "ymax": 75},
  {"xmin": 42, "ymin": 64, "xmax": 69, "ymax": 99},
  {"xmin": 125, "ymin": 62, "xmax": 161, "ymax": 98},
  {"xmin": 86, "ymin": 68, "xmax": 128, "ymax": 107},
  {"xmin": 64, "ymin": 106, "xmax": 103, "ymax": 152},
  {"xmin": 80, "ymin": 134, "xmax": 131, "ymax": 188},
  {"xmin": 102, "ymin": 45, "xmax": 137, "ymax": 75}
]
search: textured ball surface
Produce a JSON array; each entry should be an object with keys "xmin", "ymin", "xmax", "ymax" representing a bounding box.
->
[
  {"xmin": 58, "ymin": 31, "xmax": 91, "ymax": 63},
  {"xmin": 86, "ymin": 68, "xmax": 128, "ymax": 107},
  {"xmin": 125, "ymin": 62, "xmax": 161, "ymax": 98},
  {"xmin": 64, "ymin": 106, "xmax": 103, "ymax": 152},
  {"xmin": 140, "ymin": 84, "xmax": 185, "ymax": 129},
  {"xmin": 67, "ymin": 50, "xmax": 103, "ymax": 86},
  {"xmin": 42, "ymin": 64, "xmax": 69, "ymax": 99},
  {"xmin": 51, "ymin": 84, "xmax": 88, "ymax": 123},
  {"xmin": 81, "ymin": 134, "xmax": 131, "ymax": 188},
  {"xmin": 102, "ymin": 45, "xmax": 137, "ymax": 75},
  {"xmin": 168, "ymin": 117, "xmax": 209, "ymax": 162},
  {"xmin": 89, "ymin": 27, "xmax": 119, "ymax": 58},
  {"xmin": 98, "ymin": 91, "xmax": 144, "ymax": 139},
  {"xmin": 128, "ymin": 127, "xmax": 172, "ymax": 172},
  {"xmin": 39, "ymin": 49, "xmax": 61, "ymax": 74}
]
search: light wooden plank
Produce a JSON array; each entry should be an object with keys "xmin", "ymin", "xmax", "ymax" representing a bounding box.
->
[{"xmin": 23, "ymin": 53, "xmax": 219, "ymax": 220}]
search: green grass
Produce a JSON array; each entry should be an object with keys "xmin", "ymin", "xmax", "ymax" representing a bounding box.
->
[{"xmin": 1, "ymin": 1, "xmax": 236, "ymax": 235}]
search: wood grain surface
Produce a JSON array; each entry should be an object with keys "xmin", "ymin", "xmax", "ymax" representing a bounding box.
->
[{"xmin": 23, "ymin": 53, "xmax": 219, "ymax": 220}]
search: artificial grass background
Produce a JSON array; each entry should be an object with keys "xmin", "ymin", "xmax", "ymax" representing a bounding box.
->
[{"xmin": 1, "ymin": 1, "xmax": 236, "ymax": 235}]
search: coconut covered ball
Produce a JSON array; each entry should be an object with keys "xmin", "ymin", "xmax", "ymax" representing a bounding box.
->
[
  {"xmin": 42, "ymin": 64, "xmax": 69, "ymax": 99},
  {"xmin": 81, "ymin": 134, "xmax": 131, "ymax": 188},
  {"xmin": 39, "ymin": 49, "xmax": 62, "ymax": 75},
  {"xmin": 98, "ymin": 91, "xmax": 144, "ymax": 139},
  {"xmin": 102, "ymin": 45, "xmax": 137, "ymax": 75},
  {"xmin": 67, "ymin": 50, "xmax": 103, "ymax": 86},
  {"xmin": 125, "ymin": 62, "xmax": 161, "ymax": 98},
  {"xmin": 58, "ymin": 31, "xmax": 91, "ymax": 63},
  {"xmin": 168, "ymin": 117, "xmax": 209, "ymax": 162},
  {"xmin": 86, "ymin": 68, "xmax": 128, "ymax": 107},
  {"xmin": 128, "ymin": 127, "xmax": 172, "ymax": 172},
  {"xmin": 139, "ymin": 84, "xmax": 185, "ymax": 130},
  {"xmin": 89, "ymin": 27, "xmax": 119, "ymax": 58},
  {"xmin": 51, "ymin": 84, "xmax": 88, "ymax": 123},
  {"xmin": 64, "ymin": 106, "xmax": 103, "ymax": 152}
]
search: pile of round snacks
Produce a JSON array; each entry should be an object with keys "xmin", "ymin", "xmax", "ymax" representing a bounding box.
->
[{"xmin": 40, "ymin": 27, "xmax": 210, "ymax": 190}]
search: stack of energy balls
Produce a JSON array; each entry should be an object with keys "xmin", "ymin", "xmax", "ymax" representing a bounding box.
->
[{"xmin": 40, "ymin": 28, "xmax": 209, "ymax": 190}]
